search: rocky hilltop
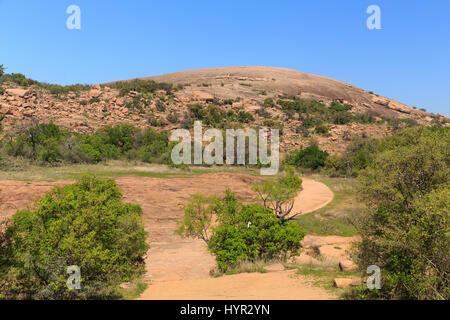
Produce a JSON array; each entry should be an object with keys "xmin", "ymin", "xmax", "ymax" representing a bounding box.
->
[{"xmin": 0, "ymin": 66, "xmax": 446, "ymax": 154}]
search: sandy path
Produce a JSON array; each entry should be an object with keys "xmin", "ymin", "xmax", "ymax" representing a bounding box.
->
[
  {"xmin": 291, "ymin": 177, "xmax": 334, "ymax": 216},
  {"xmin": 143, "ymin": 270, "xmax": 332, "ymax": 300},
  {"xmin": 0, "ymin": 174, "xmax": 335, "ymax": 300}
]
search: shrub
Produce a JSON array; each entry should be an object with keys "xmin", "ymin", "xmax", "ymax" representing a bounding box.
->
[
  {"xmin": 353, "ymin": 113, "xmax": 376, "ymax": 124},
  {"xmin": 237, "ymin": 111, "xmax": 254, "ymax": 123},
  {"xmin": 3, "ymin": 122, "xmax": 171, "ymax": 165},
  {"xmin": 314, "ymin": 124, "xmax": 330, "ymax": 136},
  {"xmin": 208, "ymin": 201, "xmax": 304, "ymax": 271},
  {"xmin": 353, "ymin": 127, "xmax": 449, "ymax": 300},
  {"xmin": 284, "ymin": 145, "xmax": 329, "ymax": 170},
  {"xmin": 263, "ymin": 98, "xmax": 275, "ymax": 108},
  {"xmin": 109, "ymin": 79, "xmax": 176, "ymax": 96},
  {"xmin": 5, "ymin": 122, "xmax": 69, "ymax": 163},
  {"xmin": 331, "ymin": 111, "xmax": 353, "ymax": 125},
  {"xmin": 0, "ymin": 175, "xmax": 148, "ymax": 299},
  {"xmin": 328, "ymin": 101, "xmax": 352, "ymax": 113},
  {"xmin": 167, "ymin": 112, "xmax": 178, "ymax": 124}
]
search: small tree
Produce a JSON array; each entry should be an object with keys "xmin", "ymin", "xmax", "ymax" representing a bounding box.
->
[
  {"xmin": 0, "ymin": 64, "xmax": 5, "ymax": 77},
  {"xmin": 175, "ymin": 194, "xmax": 217, "ymax": 244},
  {"xmin": 252, "ymin": 167, "xmax": 303, "ymax": 220}
]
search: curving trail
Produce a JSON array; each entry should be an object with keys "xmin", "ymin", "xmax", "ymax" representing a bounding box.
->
[{"xmin": 291, "ymin": 177, "xmax": 334, "ymax": 216}]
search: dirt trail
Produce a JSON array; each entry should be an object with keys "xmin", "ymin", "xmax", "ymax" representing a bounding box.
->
[
  {"xmin": 0, "ymin": 174, "xmax": 335, "ymax": 300},
  {"xmin": 292, "ymin": 177, "xmax": 334, "ymax": 216}
]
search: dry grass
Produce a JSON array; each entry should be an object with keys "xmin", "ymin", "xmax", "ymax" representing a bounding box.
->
[{"xmin": 0, "ymin": 160, "xmax": 265, "ymax": 181}]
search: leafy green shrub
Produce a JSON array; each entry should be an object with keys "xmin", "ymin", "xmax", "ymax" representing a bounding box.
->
[
  {"xmin": 0, "ymin": 112, "xmax": 5, "ymax": 132},
  {"xmin": 3, "ymin": 122, "xmax": 171, "ymax": 165},
  {"xmin": 167, "ymin": 112, "xmax": 178, "ymax": 124},
  {"xmin": 353, "ymin": 126, "xmax": 449, "ymax": 300},
  {"xmin": 314, "ymin": 124, "xmax": 330, "ymax": 136},
  {"xmin": 109, "ymin": 79, "xmax": 176, "ymax": 96},
  {"xmin": 353, "ymin": 113, "xmax": 376, "ymax": 124},
  {"xmin": 331, "ymin": 111, "xmax": 353, "ymax": 124},
  {"xmin": 0, "ymin": 175, "xmax": 148, "ymax": 299},
  {"xmin": 0, "ymin": 67, "xmax": 90, "ymax": 94},
  {"xmin": 263, "ymin": 98, "xmax": 275, "ymax": 108},
  {"xmin": 284, "ymin": 145, "xmax": 329, "ymax": 170},
  {"xmin": 237, "ymin": 111, "xmax": 255, "ymax": 123},
  {"xmin": 134, "ymin": 128, "xmax": 170, "ymax": 163},
  {"xmin": 5, "ymin": 122, "xmax": 69, "ymax": 163},
  {"xmin": 208, "ymin": 201, "xmax": 304, "ymax": 271},
  {"xmin": 328, "ymin": 101, "xmax": 352, "ymax": 113}
]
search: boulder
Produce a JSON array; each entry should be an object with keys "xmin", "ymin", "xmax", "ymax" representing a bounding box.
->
[
  {"xmin": 333, "ymin": 278, "xmax": 353, "ymax": 288},
  {"xmin": 89, "ymin": 89, "xmax": 102, "ymax": 98},
  {"xmin": 387, "ymin": 101, "xmax": 411, "ymax": 114},
  {"xmin": 371, "ymin": 96, "xmax": 389, "ymax": 106},
  {"xmin": 6, "ymin": 88, "xmax": 28, "ymax": 98},
  {"xmin": 339, "ymin": 260, "xmax": 357, "ymax": 272},
  {"xmin": 191, "ymin": 90, "xmax": 214, "ymax": 101}
]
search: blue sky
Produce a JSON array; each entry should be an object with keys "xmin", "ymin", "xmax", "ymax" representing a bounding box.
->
[{"xmin": 0, "ymin": 0, "xmax": 449, "ymax": 116}]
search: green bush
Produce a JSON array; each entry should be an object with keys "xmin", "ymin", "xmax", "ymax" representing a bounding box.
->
[
  {"xmin": 3, "ymin": 122, "xmax": 171, "ymax": 165},
  {"xmin": 314, "ymin": 124, "xmax": 330, "ymax": 136},
  {"xmin": 353, "ymin": 126, "xmax": 449, "ymax": 300},
  {"xmin": 237, "ymin": 111, "xmax": 255, "ymax": 123},
  {"xmin": 284, "ymin": 145, "xmax": 329, "ymax": 170},
  {"xmin": 331, "ymin": 111, "xmax": 353, "ymax": 125},
  {"xmin": 263, "ymin": 98, "xmax": 275, "ymax": 108},
  {"xmin": 0, "ymin": 175, "xmax": 148, "ymax": 299},
  {"xmin": 5, "ymin": 122, "xmax": 70, "ymax": 163},
  {"xmin": 208, "ymin": 201, "xmax": 304, "ymax": 271},
  {"xmin": 328, "ymin": 101, "xmax": 352, "ymax": 113},
  {"xmin": 109, "ymin": 79, "xmax": 177, "ymax": 97}
]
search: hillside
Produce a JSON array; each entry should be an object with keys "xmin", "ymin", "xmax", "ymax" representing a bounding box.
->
[{"xmin": 0, "ymin": 66, "xmax": 447, "ymax": 155}]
